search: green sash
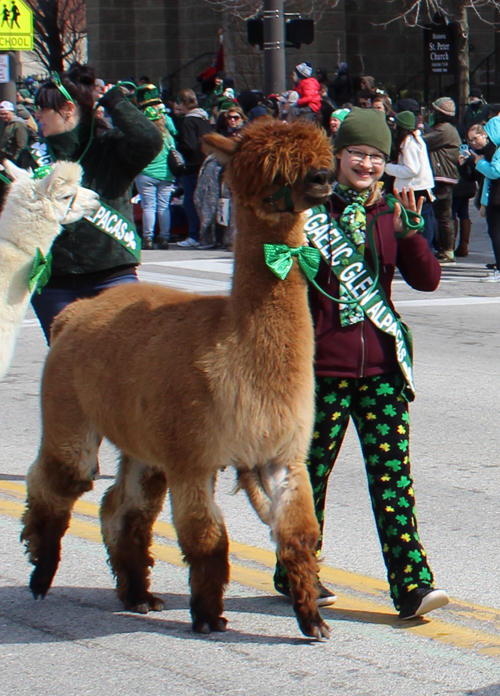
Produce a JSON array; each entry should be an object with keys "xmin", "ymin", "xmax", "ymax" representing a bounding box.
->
[
  {"xmin": 30, "ymin": 142, "xmax": 141, "ymax": 262},
  {"xmin": 304, "ymin": 205, "xmax": 416, "ymax": 402}
]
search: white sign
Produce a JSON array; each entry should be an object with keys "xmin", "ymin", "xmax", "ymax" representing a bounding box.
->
[{"xmin": 0, "ymin": 55, "xmax": 9, "ymax": 83}]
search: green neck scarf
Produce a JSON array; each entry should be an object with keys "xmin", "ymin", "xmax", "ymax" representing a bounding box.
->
[{"xmin": 335, "ymin": 184, "xmax": 372, "ymax": 326}]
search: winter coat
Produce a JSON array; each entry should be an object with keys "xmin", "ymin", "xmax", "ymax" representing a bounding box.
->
[
  {"xmin": 385, "ymin": 131, "xmax": 434, "ymax": 193},
  {"xmin": 463, "ymin": 101, "xmax": 490, "ymax": 131},
  {"xmin": 477, "ymin": 116, "xmax": 500, "ymax": 207},
  {"xmin": 423, "ymin": 122, "xmax": 461, "ymax": 184},
  {"xmin": 177, "ymin": 108, "xmax": 212, "ymax": 175},
  {"xmin": 295, "ymin": 77, "xmax": 322, "ymax": 113},
  {"xmin": 310, "ymin": 193, "xmax": 441, "ymax": 378},
  {"xmin": 0, "ymin": 117, "xmax": 29, "ymax": 160},
  {"xmin": 17, "ymin": 88, "xmax": 163, "ymax": 279}
]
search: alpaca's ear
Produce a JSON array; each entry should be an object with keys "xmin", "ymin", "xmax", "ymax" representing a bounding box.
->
[
  {"xmin": 201, "ymin": 133, "xmax": 238, "ymax": 164},
  {"xmin": 2, "ymin": 159, "xmax": 31, "ymax": 182},
  {"xmin": 35, "ymin": 162, "xmax": 81, "ymax": 197}
]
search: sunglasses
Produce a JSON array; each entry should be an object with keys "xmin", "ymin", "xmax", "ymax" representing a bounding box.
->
[{"xmin": 227, "ymin": 114, "xmax": 242, "ymax": 121}]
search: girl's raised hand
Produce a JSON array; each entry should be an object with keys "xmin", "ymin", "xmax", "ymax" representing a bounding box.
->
[{"xmin": 392, "ymin": 187, "xmax": 425, "ymax": 237}]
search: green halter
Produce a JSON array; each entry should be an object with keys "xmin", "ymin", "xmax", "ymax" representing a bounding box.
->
[{"xmin": 263, "ymin": 185, "xmax": 295, "ymax": 212}]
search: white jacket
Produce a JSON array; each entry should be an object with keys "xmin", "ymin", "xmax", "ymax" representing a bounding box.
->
[{"xmin": 385, "ymin": 131, "xmax": 435, "ymax": 193}]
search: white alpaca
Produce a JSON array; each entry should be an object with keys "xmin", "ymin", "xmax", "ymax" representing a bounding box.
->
[{"xmin": 0, "ymin": 161, "xmax": 99, "ymax": 379}]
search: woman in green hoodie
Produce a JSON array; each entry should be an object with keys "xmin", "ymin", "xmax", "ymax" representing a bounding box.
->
[
  {"xmin": 17, "ymin": 63, "xmax": 163, "ymax": 342},
  {"xmin": 135, "ymin": 106, "xmax": 176, "ymax": 250}
]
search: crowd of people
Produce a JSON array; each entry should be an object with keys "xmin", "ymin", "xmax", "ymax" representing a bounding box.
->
[{"xmin": 4, "ymin": 62, "xmax": 500, "ymax": 281}]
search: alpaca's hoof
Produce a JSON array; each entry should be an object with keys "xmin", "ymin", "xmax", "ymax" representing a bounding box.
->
[
  {"xmin": 192, "ymin": 616, "xmax": 228, "ymax": 634},
  {"xmin": 29, "ymin": 566, "xmax": 55, "ymax": 600},
  {"xmin": 297, "ymin": 611, "xmax": 330, "ymax": 640},
  {"xmin": 125, "ymin": 592, "xmax": 165, "ymax": 614}
]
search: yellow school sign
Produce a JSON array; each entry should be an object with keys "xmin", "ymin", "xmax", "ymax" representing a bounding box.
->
[{"xmin": 0, "ymin": 0, "xmax": 33, "ymax": 50}]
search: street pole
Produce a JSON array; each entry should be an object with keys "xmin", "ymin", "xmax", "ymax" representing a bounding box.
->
[{"xmin": 263, "ymin": 0, "xmax": 285, "ymax": 96}]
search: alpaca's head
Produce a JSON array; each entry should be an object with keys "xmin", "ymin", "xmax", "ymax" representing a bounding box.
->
[
  {"xmin": 3, "ymin": 160, "xmax": 100, "ymax": 225},
  {"xmin": 202, "ymin": 119, "xmax": 334, "ymax": 221}
]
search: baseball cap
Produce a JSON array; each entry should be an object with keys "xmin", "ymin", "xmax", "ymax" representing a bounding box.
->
[{"xmin": 0, "ymin": 101, "xmax": 15, "ymax": 112}]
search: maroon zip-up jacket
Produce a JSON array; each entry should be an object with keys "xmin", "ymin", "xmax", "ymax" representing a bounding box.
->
[{"xmin": 310, "ymin": 194, "xmax": 441, "ymax": 378}]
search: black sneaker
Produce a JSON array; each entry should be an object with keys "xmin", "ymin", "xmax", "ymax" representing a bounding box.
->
[
  {"xmin": 398, "ymin": 587, "xmax": 449, "ymax": 620},
  {"xmin": 275, "ymin": 580, "xmax": 337, "ymax": 607},
  {"xmin": 142, "ymin": 238, "xmax": 154, "ymax": 250},
  {"xmin": 156, "ymin": 238, "xmax": 170, "ymax": 250}
]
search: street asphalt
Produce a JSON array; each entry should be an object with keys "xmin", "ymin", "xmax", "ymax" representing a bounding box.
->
[{"xmin": 1, "ymin": 207, "xmax": 500, "ymax": 695}]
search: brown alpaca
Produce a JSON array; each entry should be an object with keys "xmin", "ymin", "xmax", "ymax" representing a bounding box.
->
[{"xmin": 21, "ymin": 119, "xmax": 334, "ymax": 639}]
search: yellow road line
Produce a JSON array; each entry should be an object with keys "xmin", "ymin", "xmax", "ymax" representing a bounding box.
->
[{"xmin": 2, "ymin": 483, "xmax": 500, "ymax": 654}]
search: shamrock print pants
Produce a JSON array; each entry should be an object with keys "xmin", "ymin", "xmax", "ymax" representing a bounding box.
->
[{"xmin": 274, "ymin": 372, "xmax": 434, "ymax": 610}]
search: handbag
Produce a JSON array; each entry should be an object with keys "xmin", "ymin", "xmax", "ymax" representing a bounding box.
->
[{"xmin": 167, "ymin": 148, "xmax": 186, "ymax": 177}]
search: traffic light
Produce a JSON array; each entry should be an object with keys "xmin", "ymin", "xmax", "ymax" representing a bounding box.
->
[
  {"xmin": 246, "ymin": 16, "xmax": 314, "ymax": 50},
  {"xmin": 247, "ymin": 18, "xmax": 264, "ymax": 50},
  {"xmin": 285, "ymin": 18, "xmax": 314, "ymax": 48}
]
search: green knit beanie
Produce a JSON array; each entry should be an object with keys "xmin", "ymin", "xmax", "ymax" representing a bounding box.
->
[
  {"xmin": 334, "ymin": 107, "xmax": 392, "ymax": 157},
  {"xmin": 395, "ymin": 110, "xmax": 416, "ymax": 131}
]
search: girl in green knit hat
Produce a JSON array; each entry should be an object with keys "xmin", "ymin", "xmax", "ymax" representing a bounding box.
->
[{"xmin": 274, "ymin": 107, "xmax": 449, "ymax": 621}]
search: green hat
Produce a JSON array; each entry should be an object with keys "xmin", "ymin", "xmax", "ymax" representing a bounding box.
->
[
  {"xmin": 395, "ymin": 110, "xmax": 416, "ymax": 131},
  {"xmin": 143, "ymin": 106, "xmax": 161, "ymax": 121},
  {"xmin": 333, "ymin": 107, "xmax": 392, "ymax": 157},
  {"xmin": 330, "ymin": 108, "xmax": 350, "ymax": 122},
  {"xmin": 136, "ymin": 83, "xmax": 162, "ymax": 108}
]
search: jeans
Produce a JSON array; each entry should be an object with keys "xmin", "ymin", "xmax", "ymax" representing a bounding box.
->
[
  {"xmin": 135, "ymin": 174, "xmax": 175, "ymax": 240},
  {"xmin": 420, "ymin": 201, "xmax": 437, "ymax": 249},
  {"xmin": 181, "ymin": 173, "xmax": 201, "ymax": 241},
  {"xmin": 31, "ymin": 271, "xmax": 139, "ymax": 344}
]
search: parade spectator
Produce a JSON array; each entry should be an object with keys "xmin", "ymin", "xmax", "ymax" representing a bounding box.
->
[
  {"xmin": 273, "ymin": 107, "xmax": 449, "ymax": 620},
  {"xmin": 318, "ymin": 82, "xmax": 336, "ymax": 132},
  {"xmin": 423, "ymin": 97, "xmax": 461, "ymax": 263},
  {"xmin": 329, "ymin": 107, "xmax": 349, "ymax": 142},
  {"xmin": 175, "ymin": 88, "xmax": 212, "ymax": 247},
  {"xmin": 0, "ymin": 100, "xmax": 29, "ymax": 160},
  {"xmin": 452, "ymin": 137, "xmax": 478, "ymax": 258},
  {"xmin": 386, "ymin": 110, "xmax": 436, "ymax": 247},
  {"xmin": 354, "ymin": 91, "xmax": 372, "ymax": 109},
  {"xmin": 463, "ymin": 87, "xmax": 489, "ymax": 130},
  {"xmin": 289, "ymin": 62, "xmax": 321, "ymax": 123},
  {"xmin": 278, "ymin": 90, "xmax": 299, "ymax": 121},
  {"xmin": 135, "ymin": 106, "xmax": 177, "ymax": 250},
  {"xmin": 330, "ymin": 62, "xmax": 352, "ymax": 107},
  {"xmin": 17, "ymin": 63, "xmax": 162, "ymax": 341},
  {"xmin": 359, "ymin": 75, "xmax": 376, "ymax": 92},
  {"xmin": 472, "ymin": 115, "xmax": 500, "ymax": 281}
]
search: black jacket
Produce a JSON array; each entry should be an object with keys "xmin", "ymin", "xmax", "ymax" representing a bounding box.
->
[
  {"xmin": 17, "ymin": 89, "xmax": 163, "ymax": 278},
  {"xmin": 177, "ymin": 108, "xmax": 212, "ymax": 175}
]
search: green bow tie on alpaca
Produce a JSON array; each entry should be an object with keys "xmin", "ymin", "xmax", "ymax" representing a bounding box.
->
[{"xmin": 263, "ymin": 244, "xmax": 321, "ymax": 281}]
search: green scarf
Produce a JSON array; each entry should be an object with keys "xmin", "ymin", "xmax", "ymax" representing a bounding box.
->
[{"xmin": 336, "ymin": 184, "xmax": 371, "ymax": 326}]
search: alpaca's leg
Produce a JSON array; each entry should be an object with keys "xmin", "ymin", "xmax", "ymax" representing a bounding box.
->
[
  {"xmin": 170, "ymin": 473, "xmax": 229, "ymax": 634},
  {"xmin": 21, "ymin": 427, "xmax": 101, "ymax": 599},
  {"xmin": 100, "ymin": 455, "xmax": 168, "ymax": 613},
  {"xmin": 264, "ymin": 461, "xmax": 330, "ymax": 640}
]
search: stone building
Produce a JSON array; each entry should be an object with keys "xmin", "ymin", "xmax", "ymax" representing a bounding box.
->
[{"xmin": 86, "ymin": 0, "xmax": 500, "ymax": 103}]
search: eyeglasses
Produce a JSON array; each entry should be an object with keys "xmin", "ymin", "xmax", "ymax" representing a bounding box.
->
[
  {"xmin": 227, "ymin": 114, "xmax": 242, "ymax": 121},
  {"xmin": 345, "ymin": 148, "xmax": 386, "ymax": 165},
  {"xmin": 50, "ymin": 72, "xmax": 75, "ymax": 104}
]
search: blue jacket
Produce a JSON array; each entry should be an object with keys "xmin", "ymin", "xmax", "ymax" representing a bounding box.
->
[{"xmin": 477, "ymin": 116, "xmax": 500, "ymax": 206}]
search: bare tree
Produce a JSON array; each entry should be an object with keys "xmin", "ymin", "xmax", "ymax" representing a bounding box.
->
[
  {"xmin": 26, "ymin": 0, "xmax": 86, "ymax": 73},
  {"xmin": 379, "ymin": 1, "xmax": 500, "ymax": 113},
  {"xmin": 202, "ymin": 0, "xmax": 340, "ymax": 21}
]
